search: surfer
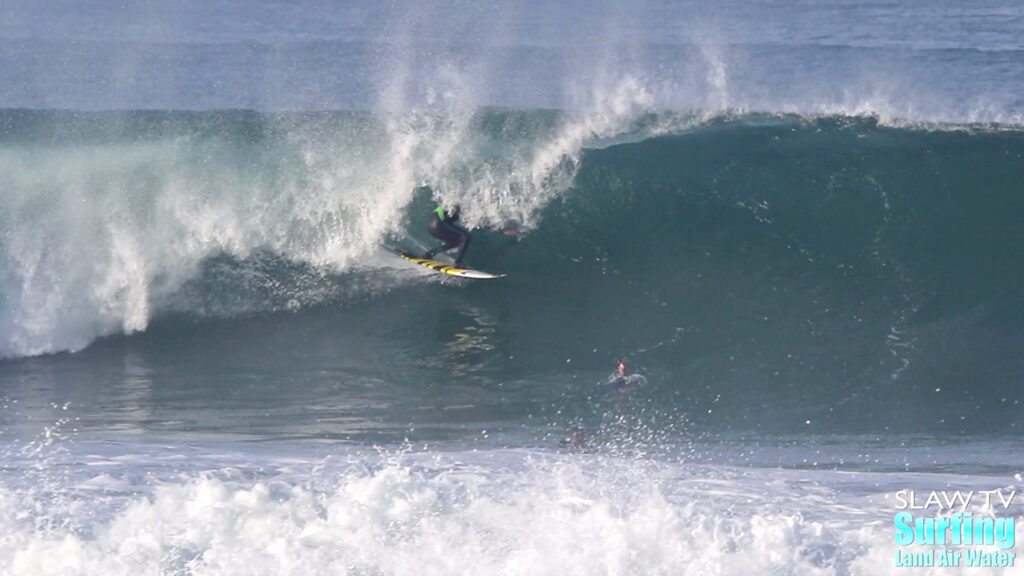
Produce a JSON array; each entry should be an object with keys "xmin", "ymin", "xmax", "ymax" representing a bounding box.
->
[
  {"xmin": 561, "ymin": 426, "xmax": 589, "ymax": 451},
  {"xmin": 423, "ymin": 204, "xmax": 471, "ymax": 268},
  {"xmin": 607, "ymin": 359, "xmax": 647, "ymax": 402},
  {"xmin": 600, "ymin": 359, "xmax": 647, "ymax": 415}
]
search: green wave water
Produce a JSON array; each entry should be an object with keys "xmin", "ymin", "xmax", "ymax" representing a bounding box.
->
[{"xmin": 1, "ymin": 110, "xmax": 1021, "ymax": 436}]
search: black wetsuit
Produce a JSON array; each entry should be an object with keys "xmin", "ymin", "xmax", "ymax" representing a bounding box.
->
[{"xmin": 423, "ymin": 206, "xmax": 471, "ymax": 266}]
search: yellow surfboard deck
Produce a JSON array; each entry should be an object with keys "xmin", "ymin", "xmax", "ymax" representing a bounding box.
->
[{"xmin": 397, "ymin": 252, "xmax": 506, "ymax": 279}]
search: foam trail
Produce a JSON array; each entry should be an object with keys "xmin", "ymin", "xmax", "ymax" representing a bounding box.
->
[{"xmin": 0, "ymin": 445, "xmax": 944, "ymax": 576}]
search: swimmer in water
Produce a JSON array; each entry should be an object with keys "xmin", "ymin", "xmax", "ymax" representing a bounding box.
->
[
  {"xmin": 606, "ymin": 359, "xmax": 647, "ymax": 410},
  {"xmin": 561, "ymin": 426, "xmax": 589, "ymax": 451},
  {"xmin": 612, "ymin": 359, "xmax": 627, "ymax": 388}
]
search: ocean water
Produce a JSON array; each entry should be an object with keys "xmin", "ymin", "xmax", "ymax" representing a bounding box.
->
[{"xmin": 2, "ymin": 1, "xmax": 1024, "ymax": 574}]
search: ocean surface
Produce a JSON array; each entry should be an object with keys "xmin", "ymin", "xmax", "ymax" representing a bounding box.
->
[{"xmin": 2, "ymin": 1, "xmax": 1024, "ymax": 574}]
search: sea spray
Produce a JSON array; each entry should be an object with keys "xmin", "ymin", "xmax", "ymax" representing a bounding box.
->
[
  {"xmin": 0, "ymin": 102, "xmax": 652, "ymax": 357},
  {"xmin": 0, "ymin": 441, "xmax": 904, "ymax": 576}
]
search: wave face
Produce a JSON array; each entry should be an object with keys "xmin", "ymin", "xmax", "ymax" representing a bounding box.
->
[
  {"xmin": 2, "ymin": 109, "xmax": 1022, "ymax": 434},
  {"xmin": 530, "ymin": 117, "xmax": 1024, "ymax": 433}
]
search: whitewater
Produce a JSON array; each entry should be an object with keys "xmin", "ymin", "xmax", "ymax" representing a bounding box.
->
[{"xmin": 2, "ymin": 1, "xmax": 1023, "ymax": 575}]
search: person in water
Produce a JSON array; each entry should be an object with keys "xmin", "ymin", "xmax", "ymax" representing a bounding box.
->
[
  {"xmin": 611, "ymin": 359, "xmax": 627, "ymax": 388},
  {"xmin": 561, "ymin": 426, "xmax": 589, "ymax": 451},
  {"xmin": 423, "ymin": 204, "xmax": 471, "ymax": 268},
  {"xmin": 608, "ymin": 359, "xmax": 646, "ymax": 393},
  {"xmin": 606, "ymin": 358, "xmax": 646, "ymax": 412}
]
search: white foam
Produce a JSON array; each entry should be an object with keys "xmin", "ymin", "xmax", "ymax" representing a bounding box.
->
[{"xmin": 4, "ymin": 445, "xmax": 1008, "ymax": 576}]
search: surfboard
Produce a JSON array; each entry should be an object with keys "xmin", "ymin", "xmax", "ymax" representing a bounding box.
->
[
  {"xmin": 396, "ymin": 252, "xmax": 506, "ymax": 279},
  {"xmin": 606, "ymin": 373, "xmax": 648, "ymax": 391}
]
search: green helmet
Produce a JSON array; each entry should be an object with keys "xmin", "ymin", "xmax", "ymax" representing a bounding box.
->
[{"xmin": 434, "ymin": 204, "xmax": 461, "ymax": 220}]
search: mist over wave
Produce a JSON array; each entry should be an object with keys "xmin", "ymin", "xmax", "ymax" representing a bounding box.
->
[
  {"xmin": 2, "ymin": 0, "xmax": 1022, "ymax": 124},
  {"xmin": 0, "ymin": 101, "xmax": 655, "ymax": 357}
]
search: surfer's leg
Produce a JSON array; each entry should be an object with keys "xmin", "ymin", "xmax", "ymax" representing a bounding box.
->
[
  {"xmin": 426, "ymin": 221, "xmax": 468, "ymax": 263},
  {"xmin": 423, "ymin": 240, "xmax": 456, "ymax": 259},
  {"xmin": 424, "ymin": 217, "xmax": 455, "ymax": 258},
  {"xmin": 452, "ymin": 227, "xmax": 471, "ymax": 266}
]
